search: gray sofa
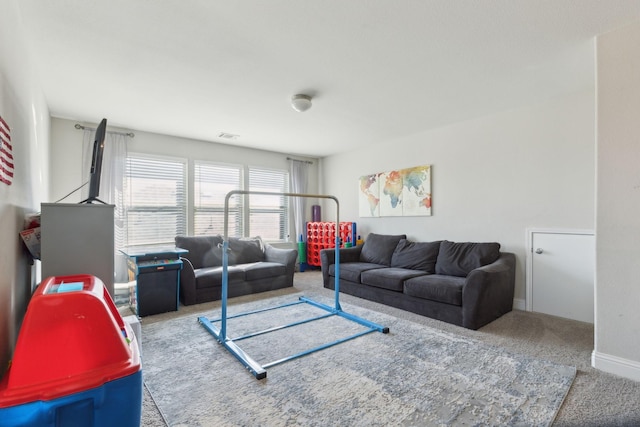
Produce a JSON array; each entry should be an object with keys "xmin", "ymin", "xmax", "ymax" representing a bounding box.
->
[
  {"xmin": 321, "ymin": 233, "xmax": 516, "ymax": 330},
  {"xmin": 175, "ymin": 235, "xmax": 297, "ymax": 306}
]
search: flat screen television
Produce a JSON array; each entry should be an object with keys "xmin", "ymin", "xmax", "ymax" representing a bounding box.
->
[{"xmin": 80, "ymin": 118, "xmax": 107, "ymax": 204}]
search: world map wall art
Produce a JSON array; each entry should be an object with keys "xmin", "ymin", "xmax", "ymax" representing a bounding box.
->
[{"xmin": 358, "ymin": 164, "xmax": 432, "ymax": 217}]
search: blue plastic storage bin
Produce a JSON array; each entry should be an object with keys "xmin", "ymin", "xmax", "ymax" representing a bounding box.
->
[{"xmin": 0, "ymin": 275, "xmax": 142, "ymax": 427}]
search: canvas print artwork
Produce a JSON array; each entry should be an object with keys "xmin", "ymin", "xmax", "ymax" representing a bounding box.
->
[
  {"xmin": 379, "ymin": 170, "xmax": 403, "ymax": 217},
  {"xmin": 358, "ymin": 174, "xmax": 380, "ymax": 217},
  {"xmin": 401, "ymin": 165, "xmax": 431, "ymax": 216},
  {"xmin": 358, "ymin": 165, "xmax": 431, "ymax": 217}
]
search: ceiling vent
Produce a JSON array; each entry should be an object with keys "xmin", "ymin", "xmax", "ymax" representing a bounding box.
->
[{"xmin": 218, "ymin": 132, "xmax": 239, "ymax": 140}]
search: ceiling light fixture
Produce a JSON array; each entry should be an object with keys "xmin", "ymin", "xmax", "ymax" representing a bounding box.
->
[{"xmin": 291, "ymin": 94, "xmax": 312, "ymax": 112}]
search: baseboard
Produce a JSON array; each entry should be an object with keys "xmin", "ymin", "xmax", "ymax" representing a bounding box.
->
[
  {"xmin": 592, "ymin": 350, "xmax": 640, "ymax": 382},
  {"xmin": 512, "ymin": 298, "xmax": 526, "ymax": 311}
]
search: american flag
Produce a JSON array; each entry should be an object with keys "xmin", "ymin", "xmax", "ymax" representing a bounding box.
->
[{"xmin": 0, "ymin": 116, "xmax": 13, "ymax": 186}]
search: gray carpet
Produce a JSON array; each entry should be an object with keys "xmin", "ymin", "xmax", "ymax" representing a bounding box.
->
[
  {"xmin": 142, "ymin": 296, "xmax": 573, "ymax": 425},
  {"xmin": 138, "ymin": 271, "xmax": 640, "ymax": 426}
]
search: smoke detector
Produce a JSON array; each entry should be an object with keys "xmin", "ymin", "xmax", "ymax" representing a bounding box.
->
[{"xmin": 291, "ymin": 94, "xmax": 312, "ymax": 112}]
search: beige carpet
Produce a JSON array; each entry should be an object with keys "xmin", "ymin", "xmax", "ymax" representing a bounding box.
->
[{"xmin": 139, "ymin": 271, "xmax": 640, "ymax": 426}]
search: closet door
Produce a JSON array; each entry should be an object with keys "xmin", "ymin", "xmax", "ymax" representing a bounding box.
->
[{"xmin": 527, "ymin": 230, "xmax": 595, "ymax": 323}]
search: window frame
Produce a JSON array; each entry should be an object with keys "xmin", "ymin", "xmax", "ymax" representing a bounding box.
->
[
  {"xmin": 123, "ymin": 153, "xmax": 188, "ymax": 248},
  {"xmin": 122, "ymin": 154, "xmax": 292, "ymax": 247},
  {"xmin": 193, "ymin": 160, "xmax": 243, "ymax": 237},
  {"xmin": 247, "ymin": 166, "xmax": 290, "ymax": 242}
]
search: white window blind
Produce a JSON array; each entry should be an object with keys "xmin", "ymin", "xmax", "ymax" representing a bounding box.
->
[
  {"xmin": 194, "ymin": 162, "xmax": 242, "ymax": 237},
  {"xmin": 124, "ymin": 155, "xmax": 187, "ymax": 246},
  {"xmin": 248, "ymin": 167, "xmax": 289, "ymax": 241}
]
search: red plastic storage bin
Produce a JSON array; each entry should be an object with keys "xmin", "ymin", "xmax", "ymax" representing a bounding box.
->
[{"xmin": 0, "ymin": 274, "xmax": 141, "ymax": 427}]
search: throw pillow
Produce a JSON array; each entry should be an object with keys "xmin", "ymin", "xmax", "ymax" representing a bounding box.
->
[
  {"xmin": 228, "ymin": 236, "xmax": 265, "ymax": 264},
  {"xmin": 175, "ymin": 235, "xmax": 223, "ymax": 269},
  {"xmin": 360, "ymin": 233, "xmax": 407, "ymax": 266},
  {"xmin": 435, "ymin": 240, "xmax": 501, "ymax": 277},
  {"xmin": 390, "ymin": 239, "xmax": 441, "ymax": 273}
]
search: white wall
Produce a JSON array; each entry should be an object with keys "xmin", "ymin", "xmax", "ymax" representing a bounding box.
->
[
  {"xmin": 0, "ymin": 0, "xmax": 50, "ymax": 373},
  {"xmin": 7, "ymin": 6, "xmax": 638, "ymax": 384},
  {"xmin": 322, "ymin": 88, "xmax": 596, "ymax": 304},
  {"xmin": 50, "ymin": 117, "xmax": 320, "ymax": 233},
  {"xmin": 594, "ymin": 20, "xmax": 640, "ymax": 381}
]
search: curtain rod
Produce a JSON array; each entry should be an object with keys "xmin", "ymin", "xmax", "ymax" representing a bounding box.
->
[
  {"xmin": 287, "ymin": 157, "xmax": 313, "ymax": 164},
  {"xmin": 74, "ymin": 123, "xmax": 135, "ymax": 138}
]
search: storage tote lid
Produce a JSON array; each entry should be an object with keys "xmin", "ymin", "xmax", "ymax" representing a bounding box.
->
[{"xmin": 0, "ymin": 275, "xmax": 140, "ymax": 407}]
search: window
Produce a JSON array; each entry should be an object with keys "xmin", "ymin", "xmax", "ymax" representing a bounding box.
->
[
  {"xmin": 248, "ymin": 167, "xmax": 289, "ymax": 241},
  {"xmin": 194, "ymin": 162, "xmax": 242, "ymax": 237},
  {"xmin": 122, "ymin": 155, "xmax": 291, "ymax": 245},
  {"xmin": 124, "ymin": 155, "xmax": 187, "ymax": 246}
]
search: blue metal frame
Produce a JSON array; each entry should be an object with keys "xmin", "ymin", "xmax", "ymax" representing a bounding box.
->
[{"xmin": 197, "ymin": 191, "xmax": 388, "ymax": 379}]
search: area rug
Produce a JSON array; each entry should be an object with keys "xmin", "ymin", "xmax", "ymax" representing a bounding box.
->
[{"xmin": 142, "ymin": 294, "xmax": 575, "ymax": 426}]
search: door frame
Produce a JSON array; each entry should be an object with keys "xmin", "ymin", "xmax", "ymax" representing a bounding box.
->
[{"xmin": 525, "ymin": 228, "xmax": 595, "ymax": 312}]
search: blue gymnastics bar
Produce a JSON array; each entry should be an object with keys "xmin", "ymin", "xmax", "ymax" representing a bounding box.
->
[{"xmin": 197, "ymin": 191, "xmax": 389, "ymax": 379}]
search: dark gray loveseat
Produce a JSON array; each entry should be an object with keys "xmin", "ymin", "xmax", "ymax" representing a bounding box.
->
[
  {"xmin": 175, "ymin": 235, "xmax": 297, "ymax": 306},
  {"xmin": 321, "ymin": 233, "xmax": 516, "ymax": 330}
]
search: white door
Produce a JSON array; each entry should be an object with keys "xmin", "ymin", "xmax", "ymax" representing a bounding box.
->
[{"xmin": 527, "ymin": 230, "xmax": 595, "ymax": 323}]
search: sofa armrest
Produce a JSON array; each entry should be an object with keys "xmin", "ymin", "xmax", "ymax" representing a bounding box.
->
[
  {"xmin": 265, "ymin": 245, "xmax": 298, "ymax": 278},
  {"xmin": 461, "ymin": 252, "xmax": 516, "ymax": 330},
  {"xmin": 320, "ymin": 245, "xmax": 363, "ymax": 287},
  {"xmin": 179, "ymin": 257, "xmax": 198, "ymax": 306}
]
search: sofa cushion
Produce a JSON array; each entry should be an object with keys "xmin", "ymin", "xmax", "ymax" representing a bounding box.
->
[
  {"xmin": 390, "ymin": 239, "xmax": 441, "ymax": 273},
  {"xmin": 228, "ymin": 236, "xmax": 265, "ymax": 264},
  {"xmin": 360, "ymin": 233, "xmax": 407, "ymax": 266},
  {"xmin": 361, "ymin": 268, "xmax": 429, "ymax": 292},
  {"xmin": 403, "ymin": 274, "xmax": 465, "ymax": 306},
  {"xmin": 175, "ymin": 235, "xmax": 223, "ymax": 269},
  {"xmin": 194, "ymin": 265, "xmax": 245, "ymax": 289},
  {"xmin": 328, "ymin": 262, "xmax": 386, "ymax": 283},
  {"xmin": 237, "ymin": 262, "xmax": 286, "ymax": 281},
  {"xmin": 435, "ymin": 241, "xmax": 501, "ymax": 277}
]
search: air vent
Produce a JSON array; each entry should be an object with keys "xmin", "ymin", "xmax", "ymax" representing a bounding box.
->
[{"xmin": 218, "ymin": 132, "xmax": 239, "ymax": 140}]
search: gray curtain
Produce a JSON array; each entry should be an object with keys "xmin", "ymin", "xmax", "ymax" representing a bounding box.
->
[
  {"xmin": 82, "ymin": 129, "xmax": 129, "ymax": 282},
  {"xmin": 288, "ymin": 159, "xmax": 310, "ymax": 243}
]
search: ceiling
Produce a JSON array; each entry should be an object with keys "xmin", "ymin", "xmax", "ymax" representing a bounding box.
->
[{"xmin": 16, "ymin": 1, "xmax": 640, "ymax": 158}]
